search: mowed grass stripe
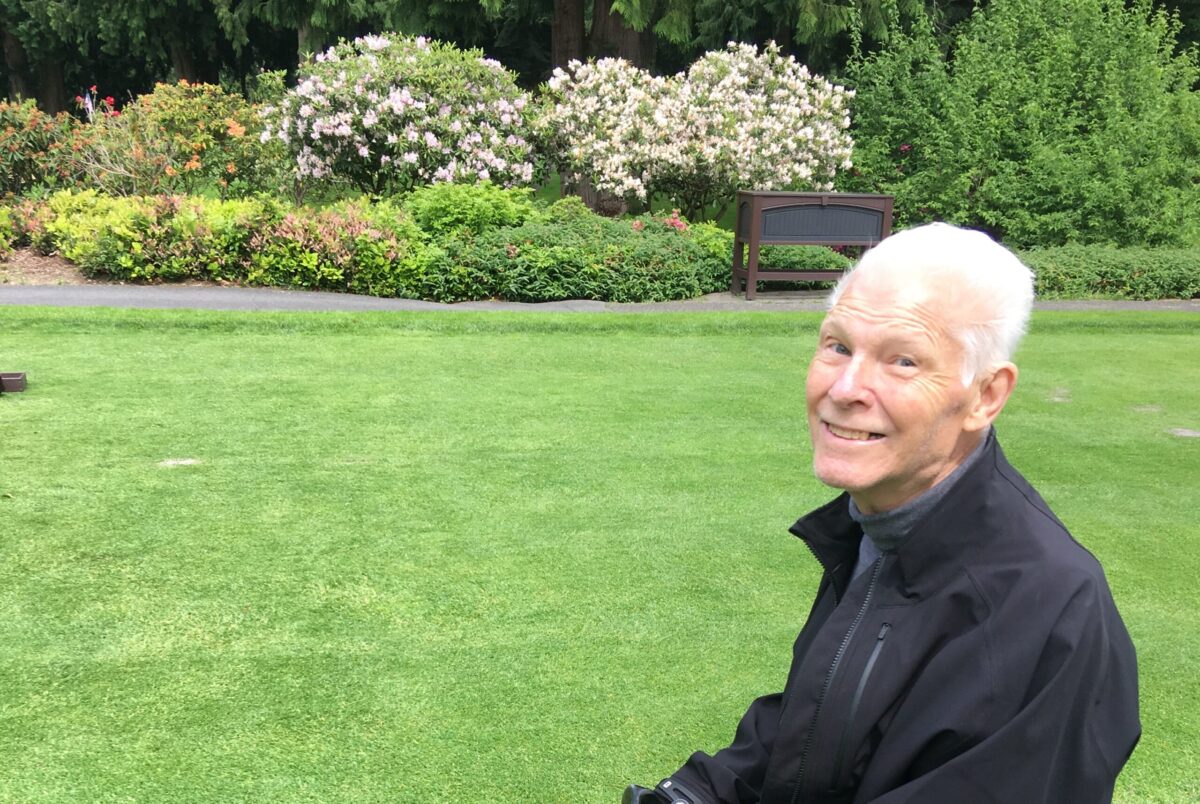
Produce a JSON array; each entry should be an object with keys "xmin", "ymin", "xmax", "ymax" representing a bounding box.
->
[{"xmin": 0, "ymin": 308, "xmax": 1196, "ymax": 802}]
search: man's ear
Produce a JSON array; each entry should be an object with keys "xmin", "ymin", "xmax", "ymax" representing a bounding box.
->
[{"xmin": 965, "ymin": 362, "xmax": 1018, "ymax": 433}]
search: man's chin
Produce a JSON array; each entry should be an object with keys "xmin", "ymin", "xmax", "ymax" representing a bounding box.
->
[{"xmin": 811, "ymin": 461, "xmax": 873, "ymax": 496}]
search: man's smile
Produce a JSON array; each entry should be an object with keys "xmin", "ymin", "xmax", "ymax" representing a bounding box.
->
[{"xmin": 825, "ymin": 422, "xmax": 885, "ymax": 441}]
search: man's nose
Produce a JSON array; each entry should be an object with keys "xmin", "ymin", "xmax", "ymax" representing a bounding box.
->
[{"xmin": 828, "ymin": 357, "xmax": 872, "ymax": 404}]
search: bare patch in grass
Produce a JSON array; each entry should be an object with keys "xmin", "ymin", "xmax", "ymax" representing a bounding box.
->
[
  {"xmin": 1132, "ymin": 405, "xmax": 1163, "ymax": 414},
  {"xmin": 1048, "ymin": 387, "xmax": 1071, "ymax": 403},
  {"xmin": 1168, "ymin": 428, "xmax": 1200, "ymax": 438},
  {"xmin": 158, "ymin": 458, "xmax": 202, "ymax": 467}
]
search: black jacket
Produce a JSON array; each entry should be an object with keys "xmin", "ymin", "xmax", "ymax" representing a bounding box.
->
[{"xmin": 664, "ymin": 434, "xmax": 1140, "ymax": 803}]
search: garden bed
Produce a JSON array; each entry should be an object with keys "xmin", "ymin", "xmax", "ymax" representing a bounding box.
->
[{"xmin": 0, "ymin": 248, "xmax": 92, "ymax": 285}]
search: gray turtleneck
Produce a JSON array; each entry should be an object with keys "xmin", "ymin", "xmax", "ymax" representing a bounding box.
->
[{"xmin": 849, "ymin": 429, "xmax": 992, "ymax": 579}]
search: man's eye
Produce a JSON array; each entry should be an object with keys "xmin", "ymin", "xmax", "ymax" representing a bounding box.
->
[
  {"xmin": 832, "ymin": 343, "xmax": 851, "ymax": 356},
  {"xmin": 896, "ymin": 357, "xmax": 916, "ymax": 368}
]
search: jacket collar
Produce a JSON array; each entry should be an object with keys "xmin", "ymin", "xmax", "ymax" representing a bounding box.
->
[{"xmin": 790, "ymin": 430, "xmax": 1006, "ymax": 600}]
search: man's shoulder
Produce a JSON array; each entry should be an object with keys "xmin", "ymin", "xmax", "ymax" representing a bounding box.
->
[
  {"xmin": 990, "ymin": 449, "xmax": 1070, "ymax": 535},
  {"xmin": 966, "ymin": 446, "xmax": 1114, "ymax": 604},
  {"xmin": 990, "ymin": 452, "xmax": 1099, "ymax": 562}
]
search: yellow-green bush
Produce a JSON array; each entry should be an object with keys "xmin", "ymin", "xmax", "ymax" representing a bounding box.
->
[
  {"xmin": 0, "ymin": 206, "xmax": 13, "ymax": 257},
  {"xmin": 22, "ymin": 191, "xmax": 438, "ymax": 293},
  {"xmin": 42, "ymin": 190, "xmax": 154, "ymax": 270},
  {"xmin": 402, "ymin": 182, "xmax": 538, "ymax": 238}
]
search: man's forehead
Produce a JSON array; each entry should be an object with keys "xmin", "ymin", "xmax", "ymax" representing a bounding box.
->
[
  {"xmin": 844, "ymin": 262, "xmax": 948, "ymax": 301},
  {"xmin": 832, "ymin": 269, "xmax": 944, "ymax": 316},
  {"xmin": 822, "ymin": 270, "xmax": 966, "ymax": 340}
]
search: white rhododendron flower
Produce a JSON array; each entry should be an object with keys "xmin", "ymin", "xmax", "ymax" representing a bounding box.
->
[
  {"xmin": 264, "ymin": 34, "xmax": 537, "ymax": 194},
  {"xmin": 536, "ymin": 42, "xmax": 854, "ymax": 214}
]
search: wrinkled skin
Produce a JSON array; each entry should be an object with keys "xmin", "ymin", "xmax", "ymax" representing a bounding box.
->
[{"xmin": 806, "ymin": 270, "xmax": 1017, "ymax": 514}]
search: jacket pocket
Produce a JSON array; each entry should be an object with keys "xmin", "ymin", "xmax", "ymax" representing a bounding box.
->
[{"xmin": 829, "ymin": 622, "xmax": 891, "ymax": 790}]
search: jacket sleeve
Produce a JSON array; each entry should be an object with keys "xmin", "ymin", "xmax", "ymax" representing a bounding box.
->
[
  {"xmin": 667, "ymin": 691, "xmax": 783, "ymax": 804},
  {"xmin": 862, "ymin": 577, "xmax": 1141, "ymax": 804},
  {"xmin": 664, "ymin": 579, "xmax": 840, "ymax": 804}
]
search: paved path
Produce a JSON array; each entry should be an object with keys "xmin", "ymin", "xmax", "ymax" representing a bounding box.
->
[{"xmin": 1, "ymin": 283, "xmax": 1197, "ymax": 313}]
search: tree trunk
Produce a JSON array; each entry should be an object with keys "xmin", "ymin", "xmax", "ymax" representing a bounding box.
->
[
  {"xmin": 169, "ymin": 39, "xmax": 199, "ymax": 83},
  {"xmin": 36, "ymin": 59, "xmax": 67, "ymax": 114},
  {"xmin": 551, "ymin": 0, "xmax": 585, "ymax": 69},
  {"xmin": 2, "ymin": 29, "xmax": 33, "ymax": 101},
  {"xmin": 589, "ymin": 0, "xmax": 656, "ymax": 68},
  {"xmin": 298, "ymin": 21, "xmax": 323, "ymax": 63},
  {"xmin": 577, "ymin": 175, "xmax": 628, "ymax": 217},
  {"xmin": 774, "ymin": 17, "xmax": 794, "ymax": 51}
]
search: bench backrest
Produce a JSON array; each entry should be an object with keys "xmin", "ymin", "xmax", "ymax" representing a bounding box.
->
[{"xmin": 736, "ymin": 192, "xmax": 893, "ymax": 246}]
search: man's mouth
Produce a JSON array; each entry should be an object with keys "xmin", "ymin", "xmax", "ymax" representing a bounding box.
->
[{"xmin": 827, "ymin": 423, "xmax": 885, "ymax": 441}]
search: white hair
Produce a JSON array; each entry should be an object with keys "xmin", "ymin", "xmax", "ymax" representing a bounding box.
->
[{"xmin": 827, "ymin": 222, "xmax": 1035, "ymax": 384}]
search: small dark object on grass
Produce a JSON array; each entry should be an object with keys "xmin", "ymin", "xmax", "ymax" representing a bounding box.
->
[{"xmin": 0, "ymin": 372, "xmax": 27, "ymax": 392}]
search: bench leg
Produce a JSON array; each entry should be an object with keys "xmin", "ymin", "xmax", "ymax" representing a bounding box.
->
[
  {"xmin": 730, "ymin": 240, "xmax": 744, "ymax": 295},
  {"xmin": 745, "ymin": 240, "xmax": 760, "ymax": 301}
]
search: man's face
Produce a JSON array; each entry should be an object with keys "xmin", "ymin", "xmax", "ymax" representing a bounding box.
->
[{"xmin": 805, "ymin": 271, "xmax": 985, "ymax": 514}]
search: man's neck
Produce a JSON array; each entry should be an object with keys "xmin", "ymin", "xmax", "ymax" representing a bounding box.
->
[{"xmin": 851, "ymin": 429, "xmax": 992, "ymax": 554}]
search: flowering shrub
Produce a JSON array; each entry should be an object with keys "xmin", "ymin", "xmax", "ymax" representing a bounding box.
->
[
  {"xmin": 538, "ymin": 42, "xmax": 854, "ymax": 218},
  {"xmin": 263, "ymin": 34, "xmax": 538, "ymax": 196},
  {"xmin": 536, "ymin": 58, "xmax": 667, "ymax": 203},
  {"xmin": 0, "ymin": 100, "xmax": 89, "ymax": 197},
  {"xmin": 76, "ymin": 81, "xmax": 286, "ymax": 199},
  {"xmin": 663, "ymin": 43, "xmax": 854, "ymax": 216},
  {"xmin": 5, "ymin": 195, "xmax": 59, "ymax": 253}
]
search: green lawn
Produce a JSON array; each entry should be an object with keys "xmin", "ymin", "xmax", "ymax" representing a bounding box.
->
[{"xmin": 1, "ymin": 308, "xmax": 1196, "ymax": 802}]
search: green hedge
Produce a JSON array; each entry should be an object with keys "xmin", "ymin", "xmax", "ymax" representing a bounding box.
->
[
  {"xmin": 11, "ymin": 190, "xmax": 1192, "ymax": 301},
  {"xmin": 1022, "ymin": 245, "xmax": 1200, "ymax": 300},
  {"xmin": 421, "ymin": 199, "xmax": 732, "ymax": 303},
  {"xmin": 1, "ymin": 190, "xmax": 743, "ymax": 302}
]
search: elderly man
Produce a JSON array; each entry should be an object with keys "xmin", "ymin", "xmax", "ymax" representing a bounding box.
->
[{"xmin": 626, "ymin": 223, "xmax": 1140, "ymax": 804}]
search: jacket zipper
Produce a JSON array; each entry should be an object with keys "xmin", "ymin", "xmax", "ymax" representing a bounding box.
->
[
  {"xmin": 801, "ymin": 538, "xmax": 835, "ymax": 578},
  {"xmin": 828, "ymin": 622, "xmax": 892, "ymax": 789},
  {"xmin": 789, "ymin": 556, "xmax": 884, "ymax": 804}
]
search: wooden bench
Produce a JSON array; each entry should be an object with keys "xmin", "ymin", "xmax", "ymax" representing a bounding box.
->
[{"xmin": 730, "ymin": 191, "xmax": 894, "ymax": 299}]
